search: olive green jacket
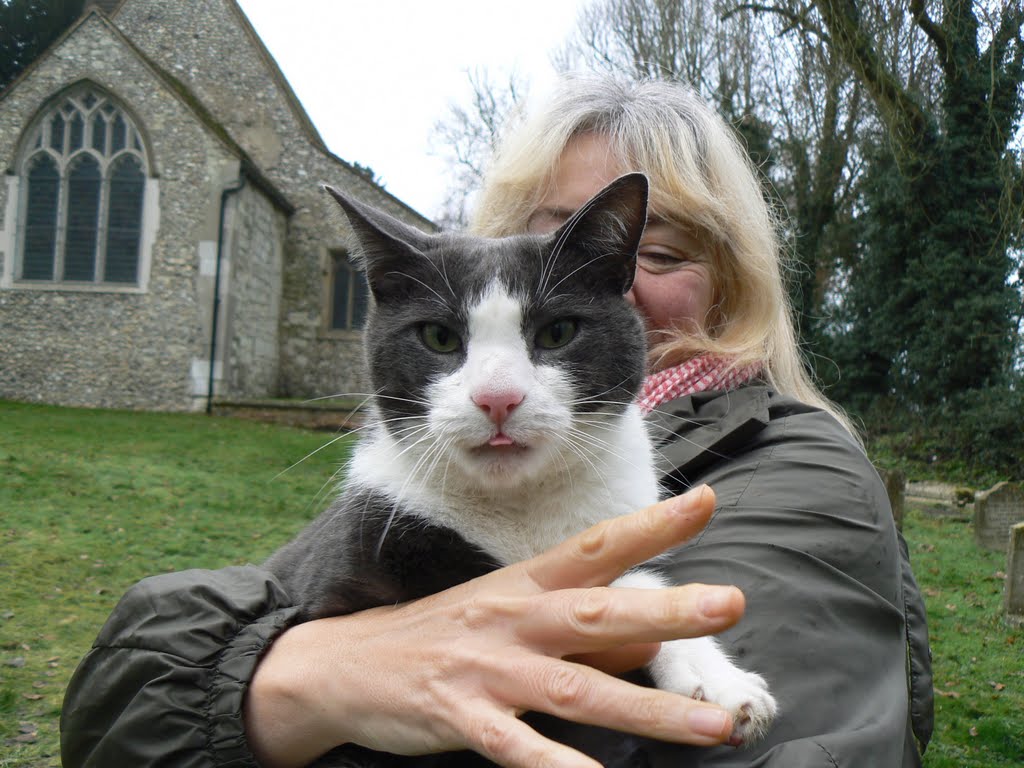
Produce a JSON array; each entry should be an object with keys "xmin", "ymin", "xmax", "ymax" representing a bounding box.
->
[{"xmin": 60, "ymin": 385, "xmax": 933, "ymax": 766}]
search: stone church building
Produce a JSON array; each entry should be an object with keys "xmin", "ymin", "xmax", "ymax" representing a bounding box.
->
[{"xmin": 0, "ymin": 0, "xmax": 434, "ymax": 411}]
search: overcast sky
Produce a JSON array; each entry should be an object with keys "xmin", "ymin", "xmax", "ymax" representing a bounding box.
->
[{"xmin": 235, "ymin": 0, "xmax": 587, "ymax": 219}]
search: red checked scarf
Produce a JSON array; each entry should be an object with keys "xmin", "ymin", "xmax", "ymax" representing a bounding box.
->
[{"xmin": 636, "ymin": 354, "xmax": 763, "ymax": 415}]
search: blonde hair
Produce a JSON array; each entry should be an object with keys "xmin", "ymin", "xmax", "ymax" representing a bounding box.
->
[{"xmin": 471, "ymin": 74, "xmax": 855, "ymax": 435}]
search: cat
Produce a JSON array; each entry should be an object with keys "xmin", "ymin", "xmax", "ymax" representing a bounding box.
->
[{"xmin": 264, "ymin": 173, "xmax": 776, "ymax": 765}]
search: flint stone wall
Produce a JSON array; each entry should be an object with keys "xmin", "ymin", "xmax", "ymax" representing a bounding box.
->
[
  {"xmin": 1, "ymin": 0, "xmax": 435, "ymax": 411},
  {"xmin": 223, "ymin": 183, "xmax": 287, "ymax": 400},
  {"xmin": 116, "ymin": 0, "xmax": 436, "ymax": 401},
  {"xmin": 0, "ymin": 15, "xmax": 239, "ymax": 410}
]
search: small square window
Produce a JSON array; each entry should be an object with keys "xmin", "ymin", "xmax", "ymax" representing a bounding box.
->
[{"xmin": 330, "ymin": 251, "xmax": 369, "ymax": 330}]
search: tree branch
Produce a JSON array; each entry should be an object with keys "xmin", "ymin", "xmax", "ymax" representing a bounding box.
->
[
  {"xmin": 985, "ymin": 3, "xmax": 1024, "ymax": 146},
  {"xmin": 908, "ymin": 0, "xmax": 950, "ymax": 69},
  {"xmin": 812, "ymin": 0, "xmax": 934, "ymax": 162},
  {"xmin": 721, "ymin": 2, "xmax": 832, "ymax": 44}
]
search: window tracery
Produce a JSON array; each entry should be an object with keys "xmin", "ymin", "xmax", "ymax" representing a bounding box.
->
[{"xmin": 17, "ymin": 86, "xmax": 149, "ymax": 285}]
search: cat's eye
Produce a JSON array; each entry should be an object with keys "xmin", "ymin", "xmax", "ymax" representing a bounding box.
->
[
  {"xmin": 536, "ymin": 319, "xmax": 578, "ymax": 350},
  {"xmin": 420, "ymin": 323, "xmax": 461, "ymax": 353}
]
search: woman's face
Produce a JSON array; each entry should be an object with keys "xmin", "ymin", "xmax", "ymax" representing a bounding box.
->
[{"xmin": 527, "ymin": 133, "xmax": 715, "ymax": 344}]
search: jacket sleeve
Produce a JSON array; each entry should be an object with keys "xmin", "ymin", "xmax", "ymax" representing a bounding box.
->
[
  {"xmin": 60, "ymin": 565, "xmax": 302, "ymax": 768},
  {"xmin": 647, "ymin": 394, "xmax": 932, "ymax": 767}
]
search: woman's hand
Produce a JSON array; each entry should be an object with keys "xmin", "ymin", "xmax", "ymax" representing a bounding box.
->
[{"xmin": 245, "ymin": 485, "xmax": 744, "ymax": 768}]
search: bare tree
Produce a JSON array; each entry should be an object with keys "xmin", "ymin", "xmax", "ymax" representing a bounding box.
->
[
  {"xmin": 430, "ymin": 68, "xmax": 526, "ymax": 228},
  {"xmin": 746, "ymin": 7, "xmax": 865, "ymax": 349},
  {"xmin": 556, "ymin": 0, "xmax": 715, "ymax": 88}
]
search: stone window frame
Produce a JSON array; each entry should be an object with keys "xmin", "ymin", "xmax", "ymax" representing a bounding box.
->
[
  {"xmin": 2, "ymin": 82, "xmax": 160, "ymax": 293},
  {"xmin": 321, "ymin": 247, "xmax": 370, "ymax": 337}
]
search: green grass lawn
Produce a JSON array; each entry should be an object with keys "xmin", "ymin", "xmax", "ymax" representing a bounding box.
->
[
  {"xmin": 902, "ymin": 511, "xmax": 1023, "ymax": 766},
  {"xmin": 0, "ymin": 401, "xmax": 344, "ymax": 767},
  {"xmin": 1, "ymin": 401, "xmax": 1021, "ymax": 766}
]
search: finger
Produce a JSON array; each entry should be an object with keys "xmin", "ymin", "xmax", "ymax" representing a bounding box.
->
[
  {"xmin": 465, "ymin": 708, "xmax": 602, "ymax": 768},
  {"xmin": 493, "ymin": 656, "xmax": 734, "ymax": 746},
  {"xmin": 521, "ymin": 485, "xmax": 716, "ymax": 592},
  {"xmin": 519, "ymin": 584, "xmax": 745, "ymax": 654},
  {"xmin": 567, "ymin": 642, "xmax": 660, "ymax": 676}
]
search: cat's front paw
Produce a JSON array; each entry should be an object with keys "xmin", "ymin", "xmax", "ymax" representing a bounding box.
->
[
  {"xmin": 695, "ymin": 667, "xmax": 777, "ymax": 745},
  {"xmin": 650, "ymin": 638, "xmax": 778, "ymax": 745}
]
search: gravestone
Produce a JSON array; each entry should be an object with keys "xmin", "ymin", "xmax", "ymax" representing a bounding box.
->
[
  {"xmin": 877, "ymin": 468, "xmax": 906, "ymax": 530},
  {"xmin": 1006, "ymin": 523, "xmax": 1024, "ymax": 626},
  {"xmin": 973, "ymin": 482, "xmax": 1024, "ymax": 552}
]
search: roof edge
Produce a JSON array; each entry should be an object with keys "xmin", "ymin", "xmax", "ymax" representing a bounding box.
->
[
  {"xmin": 0, "ymin": 8, "xmax": 295, "ymax": 214},
  {"xmin": 84, "ymin": 0, "xmax": 128, "ymax": 18},
  {"xmin": 226, "ymin": 0, "xmax": 435, "ymax": 228}
]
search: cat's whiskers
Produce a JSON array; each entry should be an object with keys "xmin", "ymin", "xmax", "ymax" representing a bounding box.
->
[
  {"xmin": 382, "ymin": 269, "xmax": 451, "ymax": 306},
  {"xmin": 273, "ymin": 430, "xmax": 355, "ymax": 481},
  {"xmin": 532, "ymin": 439, "xmax": 576, "ymax": 498},
  {"xmin": 424, "ymin": 251, "xmax": 457, "ymax": 301},
  {"xmin": 439, "ymin": 441, "xmax": 459, "ymax": 500},
  {"xmin": 301, "ymin": 390, "xmax": 376, "ymax": 407},
  {"xmin": 312, "ymin": 462, "xmax": 352, "ymax": 510},
  {"xmin": 276, "ymin": 391, "xmax": 392, "ymax": 475},
  {"xmin": 538, "ymin": 220, "xmax": 571, "ymax": 298},
  {"xmin": 575, "ymin": 413, "xmax": 735, "ymax": 473},
  {"xmin": 374, "ymin": 430, "xmax": 450, "ymax": 558},
  {"xmin": 419, "ymin": 435, "xmax": 457, "ymax": 498},
  {"xmin": 538, "ymin": 193, "xmax": 607, "ymax": 299},
  {"xmin": 388, "ymin": 433, "xmax": 461, "ymax": 549},
  {"xmin": 572, "ymin": 416, "xmax": 681, "ymax": 469},
  {"xmin": 569, "ymin": 397, "xmax": 711, "ymax": 440},
  {"xmin": 569, "ymin": 373, "xmax": 640, "ymax": 406},
  {"xmin": 562, "ymin": 427, "xmax": 623, "ymax": 470},
  {"xmin": 369, "ymin": 416, "xmax": 431, "ymax": 438},
  {"xmin": 270, "ymin": 390, "xmax": 433, "ymax": 484},
  {"xmin": 565, "ymin": 423, "xmax": 657, "ymax": 479},
  {"xmin": 554, "ymin": 432, "xmax": 613, "ymax": 501},
  {"xmin": 302, "ymin": 390, "xmax": 434, "ymax": 411},
  {"xmin": 540, "ymin": 249, "xmax": 620, "ymax": 305},
  {"xmin": 644, "ymin": 423, "xmax": 735, "ymax": 462}
]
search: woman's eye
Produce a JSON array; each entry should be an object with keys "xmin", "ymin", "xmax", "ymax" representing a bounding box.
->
[
  {"xmin": 536, "ymin": 319, "xmax": 578, "ymax": 350},
  {"xmin": 420, "ymin": 323, "xmax": 461, "ymax": 353},
  {"xmin": 637, "ymin": 251, "xmax": 691, "ymax": 272}
]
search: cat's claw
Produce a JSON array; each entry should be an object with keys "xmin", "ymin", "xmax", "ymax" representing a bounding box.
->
[
  {"xmin": 651, "ymin": 642, "xmax": 778, "ymax": 746},
  {"xmin": 701, "ymin": 669, "xmax": 778, "ymax": 745}
]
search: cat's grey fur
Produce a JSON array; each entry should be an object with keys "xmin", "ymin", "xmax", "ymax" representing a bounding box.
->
[{"xmin": 265, "ymin": 174, "xmax": 775, "ymax": 766}]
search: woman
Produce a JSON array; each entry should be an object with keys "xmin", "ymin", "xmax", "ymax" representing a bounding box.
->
[{"xmin": 61, "ymin": 75, "xmax": 932, "ymax": 767}]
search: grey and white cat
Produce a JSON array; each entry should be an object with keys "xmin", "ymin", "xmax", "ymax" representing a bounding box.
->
[{"xmin": 265, "ymin": 174, "xmax": 776, "ymax": 763}]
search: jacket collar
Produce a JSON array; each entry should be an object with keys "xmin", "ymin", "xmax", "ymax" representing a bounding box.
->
[{"xmin": 646, "ymin": 384, "xmax": 771, "ymax": 483}]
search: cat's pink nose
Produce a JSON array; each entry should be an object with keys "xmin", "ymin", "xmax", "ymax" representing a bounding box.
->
[{"xmin": 472, "ymin": 390, "xmax": 524, "ymax": 427}]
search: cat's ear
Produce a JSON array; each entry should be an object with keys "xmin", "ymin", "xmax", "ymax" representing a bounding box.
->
[
  {"xmin": 550, "ymin": 172, "xmax": 648, "ymax": 294},
  {"xmin": 323, "ymin": 184, "xmax": 432, "ymax": 300}
]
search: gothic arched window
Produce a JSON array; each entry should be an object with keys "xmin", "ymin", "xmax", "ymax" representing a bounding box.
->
[{"xmin": 16, "ymin": 87, "xmax": 149, "ymax": 286}]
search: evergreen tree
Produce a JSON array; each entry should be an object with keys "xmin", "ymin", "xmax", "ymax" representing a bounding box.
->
[
  {"xmin": 0, "ymin": 0, "xmax": 86, "ymax": 92},
  {"xmin": 816, "ymin": 0, "xmax": 1023, "ymax": 406}
]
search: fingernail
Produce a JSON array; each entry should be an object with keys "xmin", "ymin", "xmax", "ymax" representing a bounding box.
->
[
  {"xmin": 698, "ymin": 588, "xmax": 734, "ymax": 618},
  {"xmin": 666, "ymin": 485, "xmax": 708, "ymax": 515},
  {"xmin": 687, "ymin": 707, "xmax": 730, "ymax": 737}
]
